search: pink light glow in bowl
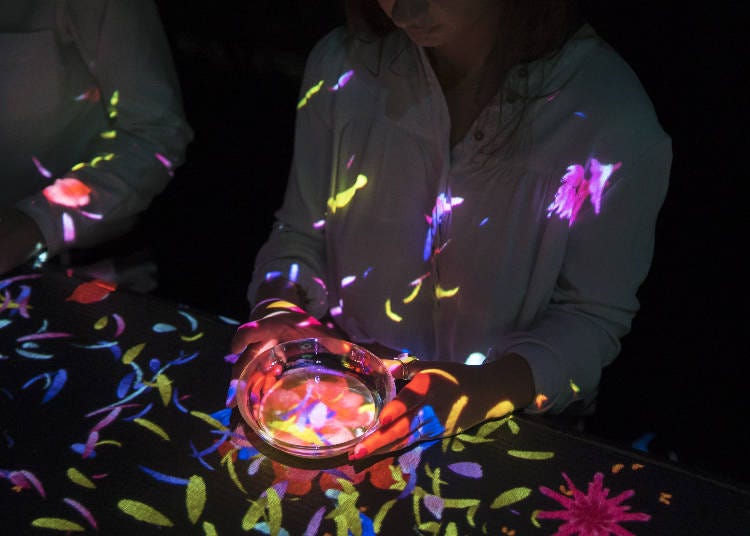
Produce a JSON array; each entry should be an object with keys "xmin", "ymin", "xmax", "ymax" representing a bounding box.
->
[{"xmin": 237, "ymin": 338, "xmax": 396, "ymax": 458}]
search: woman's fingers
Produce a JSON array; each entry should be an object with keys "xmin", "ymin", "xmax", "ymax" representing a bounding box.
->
[
  {"xmin": 351, "ymin": 403, "xmax": 445, "ymax": 460},
  {"xmin": 377, "ymin": 399, "xmax": 408, "ymax": 427},
  {"xmin": 351, "ymin": 412, "xmax": 411, "ymax": 460},
  {"xmin": 230, "ymin": 321, "xmax": 262, "ymax": 354}
]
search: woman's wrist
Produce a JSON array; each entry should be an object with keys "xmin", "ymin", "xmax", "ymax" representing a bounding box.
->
[{"xmin": 251, "ymin": 278, "xmax": 306, "ymax": 316}]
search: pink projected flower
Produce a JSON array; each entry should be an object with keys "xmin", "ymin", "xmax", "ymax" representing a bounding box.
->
[
  {"xmin": 547, "ymin": 158, "xmax": 621, "ymax": 226},
  {"xmin": 537, "ymin": 472, "xmax": 650, "ymax": 535},
  {"xmin": 43, "ymin": 178, "xmax": 92, "ymax": 208}
]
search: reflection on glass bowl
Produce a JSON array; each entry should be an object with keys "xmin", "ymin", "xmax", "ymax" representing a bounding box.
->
[{"xmin": 237, "ymin": 338, "xmax": 396, "ymax": 458}]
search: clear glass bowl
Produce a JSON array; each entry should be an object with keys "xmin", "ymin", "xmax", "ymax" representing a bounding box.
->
[{"xmin": 236, "ymin": 337, "xmax": 396, "ymax": 458}]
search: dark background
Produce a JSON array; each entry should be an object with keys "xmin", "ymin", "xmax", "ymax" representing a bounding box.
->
[{"xmin": 113, "ymin": 2, "xmax": 747, "ymax": 485}]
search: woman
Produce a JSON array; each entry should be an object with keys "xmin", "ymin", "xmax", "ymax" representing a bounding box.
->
[{"xmin": 230, "ymin": 0, "xmax": 671, "ymax": 460}]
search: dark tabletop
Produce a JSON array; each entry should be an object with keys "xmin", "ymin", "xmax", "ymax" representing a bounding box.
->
[{"xmin": 1, "ymin": 267, "xmax": 748, "ymax": 535}]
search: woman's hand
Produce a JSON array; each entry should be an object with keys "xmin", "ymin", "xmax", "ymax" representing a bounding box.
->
[
  {"xmin": 349, "ymin": 354, "xmax": 535, "ymax": 460},
  {"xmin": 226, "ymin": 299, "xmax": 344, "ymax": 408}
]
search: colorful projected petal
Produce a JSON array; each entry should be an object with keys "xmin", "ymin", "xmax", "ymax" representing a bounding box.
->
[
  {"xmin": 385, "ymin": 299, "xmax": 402, "ymax": 323},
  {"xmin": 117, "ymin": 499, "xmax": 174, "ymax": 527},
  {"xmin": 31, "ymin": 156, "xmax": 53, "ymax": 178},
  {"xmin": 435, "ymin": 285, "xmax": 459, "ymax": 299},
  {"xmin": 329, "ymin": 70, "xmax": 354, "ymax": 91},
  {"xmin": 297, "ymin": 80, "xmax": 324, "ymax": 109},
  {"xmin": 74, "ymin": 86, "xmax": 100, "ymax": 102},
  {"xmin": 424, "ymin": 193, "xmax": 464, "ymax": 261},
  {"xmin": 43, "ymin": 178, "xmax": 91, "ymax": 208},
  {"xmin": 547, "ymin": 158, "xmax": 622, "ymax": 226},
  {"xmin": 31, "ymin": 518, "xmax": 85, "ymax": 532},
  {"xmin": 62, "ymin": 212, "xmax": 76, "ymax": 243},
  {"xmin": 66, "ymin": 279, "xmax": 117, "ymax": 304},
  {"xmin": 327, "ymin": 174, "xmax": 368, "ymax": 213},
  {"xmin": 186, "ymin": 475, "xmax": 207, "ymax": 524}
]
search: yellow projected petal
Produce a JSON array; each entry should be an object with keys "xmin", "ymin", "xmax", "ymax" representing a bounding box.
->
[
  {"xmin": 402, "ymin": 281, "xmax": 422, "ymax": 304},
  {"xmin": 31, "ymin": 518, "xmax": 85, "ymax": 531},
  {"xmin": 267, "ymin": 300, "xmax": 299, "ymax": 309},
  {"xmin": 186, "ymin": 475, "xmax": 206, "ymax": 524},
  {"xmin": 327, "ymin": 174, "xmax": 368, "ymax": 213},
  {"xmin": 67, "ymin": 467, "xmax": 95, "ymax": 489},
  {"xmin": 181, "ymin": 332, "xmax": 204, "ymax": 342},
  {"xmin": 189, "ymin": 411, "xmax": 227, "ymax": 431},
  {"xmin": 419, "ymin": 369, "xmax": 459, "ymax": 384},
  {"xmin": 484, "ymin": 400, "xmax": 514, "ymax": 420},
  {"xmin": 221, "ymin": 453, "xmax": 248, "ymax": 495},
  {"xmin": 435, "ymin": 285, "xmax": 460, "ymax": 299},
  {"xmin": 443, "ymin": 395, "xmax": 468, "ymax": 436},
  {"xmin": 297, "ymin": 80, "xmax": 324, "ymax": 109},
  {"xmin": 118, "ymin": 499, "xmax": 173, "ymax": 527},
  {"xmin": 133, "ymin": 418, "xmax": 170, "ymax": 440},
  {"xmin": 569, "ymin": 379, "xmax": 580, "ymax": 394},
  {"xmin": 490, "ymin": 487, "xmax": 532, "ymax": 508},
  {"xmin": 385, "ymin": 299, "xmax": 403, "ymax": 322},
  {"xmin": 156, "ymin": 374, "xmax": 172, "ymax": 406},
  {"xmin": 507, "ymin": 450, "xmax": 555, "ymax": 460},
  {"xmin": 267, "ymin": 487, "xmax": 282, "ymax": 536},
  {"xmin": 122, "ymin": 343, "xmax": 145, "ymax": 364}
]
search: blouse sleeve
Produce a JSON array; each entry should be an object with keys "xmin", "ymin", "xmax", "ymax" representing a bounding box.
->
[
  {"xmin": 497, "ymin": 136, "xmax": 672, "ymax": 414},
  {"xmin": 16, "ymin": 0, "xmax": 193, "ymax": 256},
  {"xmin": 247, "ymin": 29, "xmax": 348, "ymax": 317}
]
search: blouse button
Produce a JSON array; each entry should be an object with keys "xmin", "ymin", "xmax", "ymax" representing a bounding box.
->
[{"xmin": 473, "ymin": 130, "xmax": 485, "ymax": 141}]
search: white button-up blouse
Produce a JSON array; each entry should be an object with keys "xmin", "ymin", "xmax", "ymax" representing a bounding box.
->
[{"xmin": 249, "ymin": 24, "xmax": 672, "ymax": 413}]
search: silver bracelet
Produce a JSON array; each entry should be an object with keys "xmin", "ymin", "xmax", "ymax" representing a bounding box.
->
[{"xmin": 395, "ymin": 353, "xmax": 419, "ymax": 381}]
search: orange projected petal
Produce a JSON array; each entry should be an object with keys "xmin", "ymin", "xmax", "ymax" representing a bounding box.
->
[
  {"xmin": 66, "ymin": 279, "xmax": 117, "ymax": 304},
  {"xmin": 404, "ymin": 374, "xmax": 432, "ymax": 396}
]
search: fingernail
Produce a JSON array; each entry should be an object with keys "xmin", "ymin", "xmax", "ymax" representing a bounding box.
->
[
  {"xmin": 381, "ymin": 414, "xmax": 393, "ymax": 426},
  {"xmin": 350, "ymin": 445, "xmax": 368, "ymax": 460}
]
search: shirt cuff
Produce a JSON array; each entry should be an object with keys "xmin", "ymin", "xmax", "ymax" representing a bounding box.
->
[{"xmin": 489, "ymin": 337, "xmax": 573, "ymax": 414}]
